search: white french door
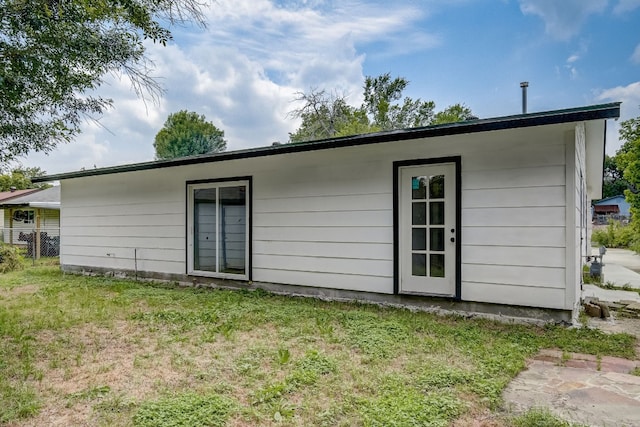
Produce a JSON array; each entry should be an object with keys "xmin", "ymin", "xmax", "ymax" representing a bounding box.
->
[{"xmin": 399, "ymin": 163, "xmax": 456, "ymax": 296}]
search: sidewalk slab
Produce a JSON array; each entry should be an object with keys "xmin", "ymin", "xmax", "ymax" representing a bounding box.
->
[
  {"xmin": 603, "ymin": 263, "xmax": 640, "ymax": 289},
  {"xmin": 600, "ymin": 248, "xmax": 640, "ymax": 272},
  {"xmin": 582, "ymin": 284, "xmax": 640, "ymax": 304}
]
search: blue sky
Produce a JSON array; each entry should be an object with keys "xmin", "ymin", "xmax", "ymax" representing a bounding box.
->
[{"xmin": 22, "ymin": 0, "xmax": 640, "ymax": 174}]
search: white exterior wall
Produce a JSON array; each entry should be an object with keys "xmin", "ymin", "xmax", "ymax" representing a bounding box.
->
[{"xmin": 60, "ymin": 122, "xmax": 582, "ymax": 310}]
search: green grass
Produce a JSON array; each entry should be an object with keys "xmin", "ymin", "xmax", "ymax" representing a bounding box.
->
[
  {"xmin": 133, "ymin": 392, "xmax": 234, "ymax": 427},
  {"xmin": 0, "ymin": 264, "xmax": 637, "ymax": 426},
  {"xmin": 511, "ymin": 407, "xmax": 588, "ymax": 427}
]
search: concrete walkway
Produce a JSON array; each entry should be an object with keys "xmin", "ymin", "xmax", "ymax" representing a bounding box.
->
[
  {"xmin": 582, "ymin": 248, "xmax": 640, "ymax": 304},
  {"xmin": 503, "ymin": 247, "xmax": 640, "ymax": 426},
  {"xmin": 602, "ymin": 248, "xmax": 640, "ymax": 289}
]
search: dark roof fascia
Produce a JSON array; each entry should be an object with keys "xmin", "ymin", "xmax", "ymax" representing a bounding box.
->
[{"xmin": 33, "ymin": 102, "xmax": 621, "ymax": 183}]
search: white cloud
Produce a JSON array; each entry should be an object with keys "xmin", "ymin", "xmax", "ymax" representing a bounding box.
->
[
  {"xmin": 519, "ymin": 0, "xmax": 607, "ymax": 40},
  {"xmin": 596, "ymin": 81, "xmax": 640, "ymax": 155},
  {"xmin": 632, "ymin": 43, "xmax": 640, "ymax": 63},
  {"xmin": 567, "ymin": 54, "xmax": 580, "ymax": 63},
  {"xmin": 24, "ymin": 0, "xmax": 437, "ymax": 174},
  {"xmin": 613, "ymin": 0, "xmax": 640, "ymax": 14}
]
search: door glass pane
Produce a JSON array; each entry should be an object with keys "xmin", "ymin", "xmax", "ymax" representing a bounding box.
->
[
  {"xmin": 430, "ymin": 228, "xmax": 444, "ymax": 251},
  {"xmin": 412, "ymin": 202, "xmax": 426, "ymax": 225},
  {"xmin": 412, "ymin": 176, "xmax": 426, "ymax": 199},
  {"xmin": 429, "ymin": 202, "xmax": 444, "ymax": 225},
  {"xmin": 218, "ymin": 186, "xmax": 246, "ymax": 275},
  {"xmin": 194, "ymin": 189, "xmax": 217, "ymax": 272},
  {"xmin": 429, "ymin": 175, "xmax": 445, "ymax": 199},
  {"xmin": 412, "ymin": 254, "xmax": 426, "ymax": 276},
  {"xmin": 430, "ymin": 254, "xmax": 445, "ymax": 278},
  {"xmin": 412, "ymin": 228, "xmax": 426, "ymax": 250}
]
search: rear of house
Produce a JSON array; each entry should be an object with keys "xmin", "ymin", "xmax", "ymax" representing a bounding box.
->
[{"xmin": 36, "ymin": 103, "xmax": 620, "ymax": 322}]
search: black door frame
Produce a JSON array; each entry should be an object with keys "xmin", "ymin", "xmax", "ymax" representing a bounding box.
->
[{"xmin": 392, "ymin": 156, "xmax": 461, "ymax": 299}]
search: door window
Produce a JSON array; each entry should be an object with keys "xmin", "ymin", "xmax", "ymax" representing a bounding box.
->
[{"xmin": 411, "ymin": 174, "xmax": 446, "ymax": 279}]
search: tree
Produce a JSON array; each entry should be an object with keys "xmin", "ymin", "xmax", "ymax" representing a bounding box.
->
[
  {"xmin": 601, "ymin": 154, "xmax": 630, "ymax": 199},
  {"xmin": 363, "ymin": 73, "xmax": 436, "ymax": 129},
  {"xmin": 0, "ymin": 167, "xmax": 49, "ymax": 191},
  {"xmin": 0, "ymin": 0, "xmax": 207, "ymax": 164},
  {"xmin": 288, "ymin": 73, "xmax": 474, "ymax": 142},
  {"xmin": 432, "ymin": 104, "xmax": 475, "ymax": 125},
  {"xmin": 615, "ymin": 110, "xmax": 640, "ymax": 229},
  {"xmin": 154, "ymin": 110, "xmax": 226, "ymax": 160},
  {"xmin": 288, "ymin": 90, "xmax": 375, "ymax": 143}
]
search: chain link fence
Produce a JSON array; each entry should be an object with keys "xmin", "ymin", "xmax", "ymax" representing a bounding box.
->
[{"xmin": 1, "ymin": 226, "xmax": 60, "ymax": 260}]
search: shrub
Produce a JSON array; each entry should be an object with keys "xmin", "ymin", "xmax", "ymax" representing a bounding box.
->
[
  {"xmin": 591, "ymin": 221, "xmax": 636, "ymax": 248},
  {"xmin": 0, "ymin": 244, "xmax": 24, "ymax": 273}
]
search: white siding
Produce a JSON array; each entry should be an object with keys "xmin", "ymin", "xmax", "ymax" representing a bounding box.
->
[
  {"xmin": 458, "ymin": 131, "xmax": 569, "ymax": 310},
  {"xmin": 59, "ymin": 122, "xmax": 585, "ymax": 310},
  {"xmin": 61, "ymin": 177, "xmax": 185, "ymax": 274}
]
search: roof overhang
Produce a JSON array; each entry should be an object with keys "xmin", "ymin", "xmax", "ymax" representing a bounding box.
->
[
  {"xmin": 585, "ymin": 119, "xmax": 608, "ymax": 200},
  {"xmin": 33, "ymin": 102, "xmax": 622, "ymax": 183}
]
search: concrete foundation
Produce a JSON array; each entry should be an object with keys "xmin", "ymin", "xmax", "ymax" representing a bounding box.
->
[{"xmin": 61, "ymin": 264, "xmax": 572, "ymax": 324}]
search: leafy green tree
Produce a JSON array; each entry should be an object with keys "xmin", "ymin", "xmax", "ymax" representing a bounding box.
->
[
  {"xmin": 154, "ymin": 111, "xmax": 226, "ymax": 160},
  {"xmin": 615, "ymin": 111, "xmax": 640, "ymax": 239},
  {"xmin": 0, "ymin": 0, "xmax": 207, "ymax": 164},
  {"xmin": 600, "ymin": 154, "xmax": 630, "ymax": 199},
  {"xmin": 0, "ymin": 167, "xmax": 49, "ymax": 191},
  {"xmin": 432, "ymin": 104, "xmax": 475, "ymax": 125},
  {"xmin": 363, "ymin": 73, "xmax": 436, "ymax": 129},
  {"xmin": 288, "ymin": 73, "xmax": 474, "ymax": 142}
]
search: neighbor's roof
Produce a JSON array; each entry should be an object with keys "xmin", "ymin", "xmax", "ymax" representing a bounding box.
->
[
  {"xmin": 0, "ymin": 188, "xmax": 41, "ymax": 202},
  {"xmin": 0, "ymin": 186, "xmax": 60, "ymax": 209},
  {"xmin": 593, "ymin": 195, "xmax": 628, "ymax": 205},
  {"xmin": 34, "ymin": 102, "xmax": 621, "ymax": 183}
]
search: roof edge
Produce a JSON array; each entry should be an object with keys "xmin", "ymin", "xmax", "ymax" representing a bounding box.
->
[{"xmin": 34, "ymin": 102, "xmax": 621, "ymax": 183}]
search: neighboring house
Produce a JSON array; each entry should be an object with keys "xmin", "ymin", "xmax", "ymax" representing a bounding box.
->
[
  {"xmin": 34, "ymin": 103, "xmax": 620, "ymax": 322},
  {"xmin": 1, "ymin": 186, "xmax": 61, "ymax": 257},
  {"xmin": 592, "ymin": 195, "xmax": 631, "ymax": 224},
  {"xmin": 0, "ymin": 188, "xmax": 42, "ymax": 244}
]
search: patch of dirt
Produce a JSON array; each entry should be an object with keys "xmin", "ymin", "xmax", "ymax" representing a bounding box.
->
[
  {"xmin": 16, "ymin": 321, "xmax": 195, "ymax": 426},
  {"xmin": 14, "ymin": 321, "xmax": 307, "ymax": 426},
  {"xmin": 1, "ymin": 284, "xmax": 39, "ymax": 296}
]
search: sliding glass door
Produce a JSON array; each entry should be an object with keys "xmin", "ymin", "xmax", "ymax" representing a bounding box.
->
[{"xmin": 188, "ymin": 180, "xmax": 249, "ymax": 279}]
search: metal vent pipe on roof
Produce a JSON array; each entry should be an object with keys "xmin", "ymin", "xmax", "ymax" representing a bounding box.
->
[{"xmin": 520, "ymin": 81, "xmax": 529, "ymax": 114}]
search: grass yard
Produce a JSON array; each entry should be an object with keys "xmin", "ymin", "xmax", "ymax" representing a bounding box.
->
[{"xmin": 0, "ymin": 263, "xmax": 636, "ymax": 426}]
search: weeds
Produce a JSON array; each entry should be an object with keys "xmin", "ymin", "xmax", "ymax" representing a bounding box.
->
[
  {"xmin": 591, "ymin": 220, "xmax": 636, "ymax": 249},
  {"xmin": 65, "ymin": 385, "xmax": 111, "ymax": 407},
  {"xmin": 133, "ymin": 392, "xmax": 234, "ymax": 427},
  {"xmin": 511, "ymin": 407, "xmax": 588, "ymax": 426},
  {"xmin": 0, "ymin": 243, "xmax": 24, "ymax": 273}
]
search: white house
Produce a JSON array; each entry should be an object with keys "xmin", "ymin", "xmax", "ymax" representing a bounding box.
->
[{"xmin": 35, "ymin": 103, "xmax": 620, "ymax": 322}]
